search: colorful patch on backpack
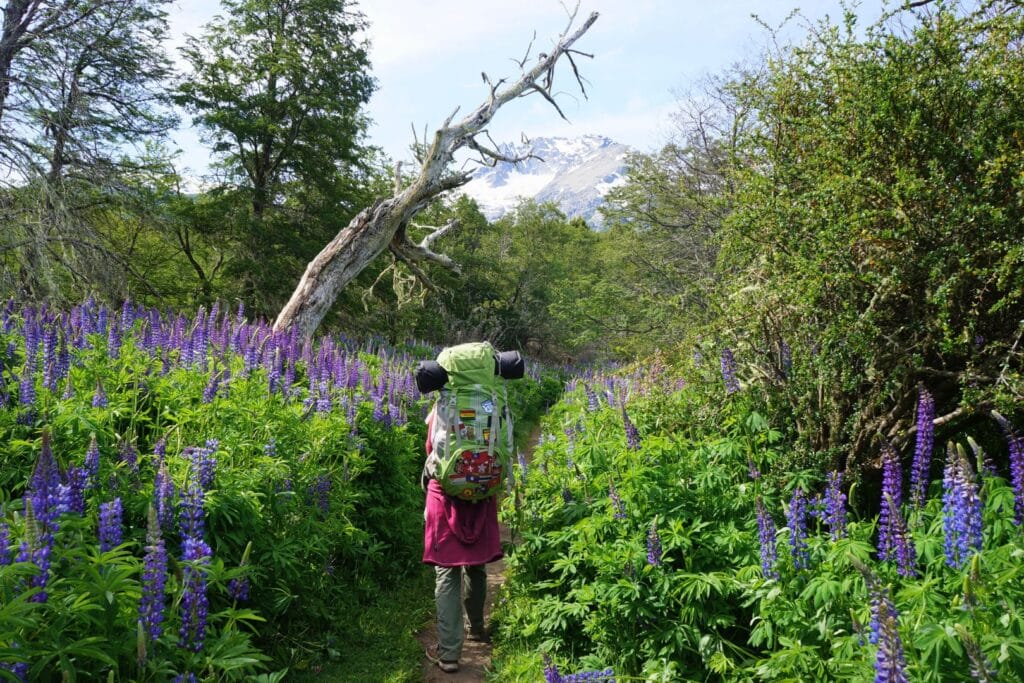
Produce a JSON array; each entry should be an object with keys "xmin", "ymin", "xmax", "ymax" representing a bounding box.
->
[
  {"xmin": 459, "ymin": 409, "xmax": 476, "ymax": 419},
  {"xmin": 444, "ymin": 450, "xmax": 503, "ymax": 500}
]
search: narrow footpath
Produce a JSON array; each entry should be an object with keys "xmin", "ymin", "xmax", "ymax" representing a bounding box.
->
[{"xmin": 417, "ymin": 426, "xmax": 543, "ymax": 682}]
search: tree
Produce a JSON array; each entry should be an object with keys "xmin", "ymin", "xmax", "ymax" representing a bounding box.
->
[
  {"xmin": 715, "ymin": 2, "xmax": 1024, "ymax": 464},
  {"xmin": 177, "ymin": 0, "xmax": 378, "ymax": 310},
  {"xmin": 272, "ymin": 7, "xmax": 600, "ymax": 339},
  {"xmin": 0, "ymin": 0, "xmax": 177, "ymax": 301},
  {"xmin": 178, "ymin": 0, "xmax": 374, "ymax": 219}
]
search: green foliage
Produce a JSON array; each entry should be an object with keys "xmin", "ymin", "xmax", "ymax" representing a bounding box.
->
[{"xmin": 495, "ymin": 365, "xmax": 1024, "ymax": 681}]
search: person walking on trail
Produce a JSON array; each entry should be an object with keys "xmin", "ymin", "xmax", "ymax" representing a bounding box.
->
[{"xmin": 415, "ymin": 342, "xmax": 524, "ymax": 674}]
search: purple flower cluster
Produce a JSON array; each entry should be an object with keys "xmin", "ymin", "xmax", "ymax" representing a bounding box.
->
[
  {"xmin": 822, "ymin": 470, "xmax": 848, "ymax": 540},
  {"xmin": 84, "ymin": 435, "xmax": 100, "ymax": 486},
  {"xmin": 720, "ymin": 348, "xmax": 740, "ymax": 395},
  {"xmin": 139, "ymin": 507, "xmax": 168, "ymax": 645},
  {"xmin": 992, "ymin": 412, "xmax": 1024, "ymax": 525},
  {"xmin": 184, "ymin": 440, "xmax": 218, "ymax": 490},
  {"xmin": 543, "ymin": 655, "xmax": 615, "ymax": 683},
  {"xmin": 756, "ymin": 497, "xmax": 779, "ymax": 580},
  {"xmin": 646, "ymin": 521, "xmax": 662, "ymax": 566},
  {"xmin": 98, "ymin": 498, "xmax": 123, "ymax": 551},
  {"xmin": 0, "ymin": 522, "xmax": 11, "ymax": 566},
  {"xmin": 517, "ymin": 451, "xmax": 528, "ymax": 486},
  {"xmin": 609, "ymin": 481, "xmax": 627, "ymax": 520},
  {"xmin": 179, "ymin": 484, "xmax": 211, "ymax": 652},
  {"xmin": 92, "ymin": 379, "xmax": 107, "ymax": 408},
  {"xmin": 869, "ymin": 584, "xmax": 908, "ymax": 683},
  {"xmin": 154, "ymin": 460, "xmax": 176, "ymax": 531},
  {"xmin": 621, "ymin": 405, "xmax": 640, "ymax": 450},
  {"xmin": 787, "ymin": 487, "xmax": 809, "ymax": 570},
  {"xmin": 309, "ymin": 474, "xmax": 332, "ymax": 516},
  {"xmin": 877, "ymin": 443, "xmax": 903, "ymax": 562},
  {"xmin": 23, "ymin": 435, "xmax": 61, "ymax": 601},
  {"xmin": 941, "ymin": 443, "xmax": 983, "ymax": 570},
  {"xmin": 910, "ymin": 387, "xmax": 935, "ymax": 508}
]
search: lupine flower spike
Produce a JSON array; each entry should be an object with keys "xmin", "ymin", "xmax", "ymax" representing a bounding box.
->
[
  {"xmin": 755, "ymin": 497, "xmax": 779, "ymax": 580},
  {"xmin": 992, "ymin": 411, "xmax": 1024, "ymax": 525},
  {"xmin": 787, "ymin": 487, "xmax": 809, "ymax": 570},
  {"xmin": 941, "ymin": 443, "xmax": 983, "ymax": 570},
  {"xmin": 910, "ymin": 387, "xmax": 935, "ymax": 509}
]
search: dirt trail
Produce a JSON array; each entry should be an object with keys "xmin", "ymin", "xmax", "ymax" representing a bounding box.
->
[{"xmin": 417, "ymin": 426, "xmax": 543, "ymax": 682}]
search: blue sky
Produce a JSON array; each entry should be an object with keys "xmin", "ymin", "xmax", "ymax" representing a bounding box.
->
[{"xmin": 168, "ymin": 0, "xmax": 893, "ymax": 174}]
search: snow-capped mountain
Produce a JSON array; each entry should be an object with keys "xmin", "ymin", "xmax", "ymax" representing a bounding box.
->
[{"xmin": 460, "ymin": 134, "xmax": 630, "ymax": 227}]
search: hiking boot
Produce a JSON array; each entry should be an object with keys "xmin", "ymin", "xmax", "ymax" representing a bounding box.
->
[
  {"xmin": 467, "ymin": 626, "xmax": 491, "ymax": 643},
  {"xmin": 426, "ymin": 644, "xmax": 459, "ymax": 673}
]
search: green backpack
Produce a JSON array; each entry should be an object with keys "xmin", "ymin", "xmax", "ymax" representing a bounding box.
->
[{"xmin": 426, "ymin": 342, "xmax": 514, "ymax": 501}]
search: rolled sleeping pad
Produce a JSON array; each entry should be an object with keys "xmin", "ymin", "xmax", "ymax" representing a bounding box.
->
[
  {"xmin": 415, "ymin": 360, "xmax": 449, "ymax": 393},
  {"xmin": 496, "ymin": 350, "xmax": 525, "ymax": 379}
]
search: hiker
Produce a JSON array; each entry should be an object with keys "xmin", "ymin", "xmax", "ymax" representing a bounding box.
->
[{"xmin": 415, "ymin": 342, "xmax": 523, "ymax": 674}]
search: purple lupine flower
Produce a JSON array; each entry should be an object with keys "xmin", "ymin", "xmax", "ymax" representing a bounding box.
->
[
  {"xmin": 960, "ymin": 628, "xmax": 998, "ymax": 683},
  {"xmin": 309, "ymin": 475, "xmax": 331, "ymax": 516},
  {"xmin": 910, "ymin": 387, "xmax": 935, "ymax": 508},
  {"xmin": 184, "ymin": 442, "xmax": 217, "ymax": 491},
  {"xmin": 646, "ymin": 520, "xmax": 662, "ymax": 566},
  {"xmin": 622, "ymin": 405, "xmax": 641, "ymax": 450},
  {"xmin": 84, "ymin": 435, "xmax": 100, "ymax": 487},
  {"xmin": 99, "ymin": 498, "xmax": 123, "ymax": 551},
  {"xmin": 154, "ymin": 461, "xmax": 176, "ymax": 531},
  {"xmin": 174, "ymin": 671, "xmax": 199, "ymax": 683},
  {"xmin": 263, "ymin": 439, "xmax": 277, "ymax": 458},
  {"xmin": 871, "ymin": 585, "xmax": 909, "ymax": 683},
  {"xmin": 942, "ymin": 443, "xmax": 983, "ymax": 570},
  {"xmin": 756, "ymin": 497, "xmax": 779, "ymax": 580},
  {"xmin": 0, "ymin": 659, "xmax": 29, "ymax": 681},
  {"xmin": 201, "ymin": 371, "xmax": 220, "ymax": 403},
  {"xmin": 0, "ymin": 522, "xmax": 11, "ymax": 566},
  {"xmin": 787, "ymin": 487, "xmax": 810, "ymax": 570},
  {"xmin": 543, "ymin": 654, "xmax": 563, "ymax": 683},
  {"xmin": 60, "ymin": 466, "xmax": 87, "ymax": 515},
  {"xmin": 879, "ymin": 491, "xmax": 917, "ymax": 578},
  {"xmin": 561, "ymin": 487, "xmax": 573, "ymax": 505},
  {"xmin": 720, "ymin": 347, "xmax": 740, "ymax": 394},
  {"xmin": 92, "ymin": 379, "xmax": 107, "ymax": 408},
  {"xmin": 107, "ymin": 318, "xmax": 122, "ymax": 358},
  {"xmin": 992, "ymin": 412, "xmax": 1024, "ymax": 525},
  {"xmin": 19, "ymin": 501, "xmax": 55, "ymax": 602},
  {"xmin": 747, "ymin": 458, "xmax": 761, "ymax": 480},
  {"xmin": 517, "ymin": 452, "xmax": 528, "ymax": 486},
  {"xmin": 562, "ymin": 669, "xmax": 616, "ymax": 683},
  {"xmin": 119, "ymin": 439, "xmax": 139, "ymax": 477},
  {"xmin": 878, "ymin": 443, "xmax": 903, "ymax": 562},
  {"xmin": 179, "ymin": 484, "xmax": 210, "ymax": 652},
  {"xmin": 823, "ymin": 471, "xmax": 848, "ymax": 540},
  {"xmin": 17, "ymin": 364, "xmax": 35, "ymax": 424},
  {"xmin": 228, "ymin": 576, "xmax": 250, "ymax": 602},
  {"xmin": 139, "ymin": 506, "xmax": 168, "ymax": 644},
  {"xmin": 584, "ymin": 384, "xmax": 599, "ymax": 412},
  {"xmin": 609, "ymin": 481, "xmax": 627, "ymax": 520}
]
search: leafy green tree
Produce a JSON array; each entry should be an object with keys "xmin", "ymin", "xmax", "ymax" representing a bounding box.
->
[
  {"xmin": 0, "ymin": 0, "xmax": 177, "ymax": 302},
  {"xmin": 177, "ymin": 0, "xmax": 378, "ymax": 312},
  {"xmin": 715, "ymin": 2, "xmax": 1024, "ymax": 464}
]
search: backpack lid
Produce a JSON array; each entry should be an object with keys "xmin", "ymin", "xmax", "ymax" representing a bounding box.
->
[{"xmin": 436, "ymin": 342, "xmax": 498, "ymax": 387}]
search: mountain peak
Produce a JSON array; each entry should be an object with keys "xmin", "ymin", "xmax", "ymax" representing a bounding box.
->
[{"xmin": 460, "ymin": 134, "xmax": 630, "ymax": 227}]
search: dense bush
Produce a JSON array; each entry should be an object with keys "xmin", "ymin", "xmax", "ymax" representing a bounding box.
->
[{"xmin": 495, "ymin": 356, "xmax": 1024, "ymax": 681}]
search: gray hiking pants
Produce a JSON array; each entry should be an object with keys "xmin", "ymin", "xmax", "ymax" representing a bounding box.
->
[{"xmin": 435, "ymin": 564, "xmax": 487, "ymax": 662}]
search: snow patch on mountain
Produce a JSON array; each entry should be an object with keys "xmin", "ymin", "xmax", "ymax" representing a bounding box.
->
[{"xmin": 460, "ymin": 134, "xmax": 629, "ymax": 227}]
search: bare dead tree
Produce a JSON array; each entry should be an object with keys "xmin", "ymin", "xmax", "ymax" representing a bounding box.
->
[{"xmin": 273, "ymin": 6, "xmax": 599, "ymax": 339}]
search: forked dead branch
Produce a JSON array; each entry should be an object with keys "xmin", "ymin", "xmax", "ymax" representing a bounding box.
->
[{"xmin": 273, "ymin": 5, "xmax": 599, "ymax": 339}]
